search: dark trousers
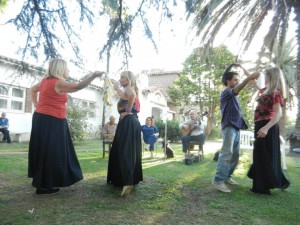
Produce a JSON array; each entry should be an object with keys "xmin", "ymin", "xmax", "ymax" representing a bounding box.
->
[
  {"xmin": 0, "ymin": 128, "xmax": 11, "ymax": 143},
  {"xmin": 181, "ymin": 133, "xmax": 205, "ymax": 153}
]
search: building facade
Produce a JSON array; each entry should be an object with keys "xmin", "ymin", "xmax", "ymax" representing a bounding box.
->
[{"xmin": 0, "ymin": 56, "xmax": 181, "ymax": 141}]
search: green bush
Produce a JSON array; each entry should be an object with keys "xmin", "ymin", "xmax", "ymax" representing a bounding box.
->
[
  {"xmin": 155, "ymin": 119, "xmax": 181, "ymax": 142},
  {"xmin": 67, "ymin": 97, "xmax": 95, "ymax": 141}
]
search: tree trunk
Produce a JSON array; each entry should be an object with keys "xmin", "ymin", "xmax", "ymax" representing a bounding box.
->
[
  {"xmin": 290, "ymin": 2, "xmax": 300, "ymax": 152},
  {"xmin": 205, "ymin": 115, "xmax": 212, "ymax": 136}
]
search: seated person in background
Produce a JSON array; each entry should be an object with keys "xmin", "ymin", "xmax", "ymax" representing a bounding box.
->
[
  {"xmin": 103, "ymin": 115, "xmax": 117, "ymax": 140},
  {"xmin": 141, "ymin": 117, "xmax": 159, "ymax": 158},
  {"xmin": 0, "ymin": 112, "xmax": 11, "ymax": 143},
  {"xmin": 180, "ymin": 110, "xmax": 205, "ymax": 156}
]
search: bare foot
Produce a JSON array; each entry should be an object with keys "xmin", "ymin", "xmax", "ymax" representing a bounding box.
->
[{"xmin": 121, "ymin": 185, "xmax": 133, "ymax": 197}]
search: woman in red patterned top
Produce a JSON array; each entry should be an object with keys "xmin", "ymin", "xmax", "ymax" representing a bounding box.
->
[
  {"xmin": 247, "ymin": 67, "xmax": 290, "ymax": 195},
  {"xmin": 28, "ymin": 58, "xmax": 104, "ymax": 195}
]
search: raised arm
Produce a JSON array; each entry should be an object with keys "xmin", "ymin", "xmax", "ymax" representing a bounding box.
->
[
  {"xmin": 55, "ymin": 71, "xmax": 104, "ymax": 94},
  {"xmin": 237, "ymin": 64, "xmax": 251, "ymax": 77},
  {"xmin": 233, "ymin": 72, "xmax": 260, "ymax": 95},
  {"xmin": 223, "ymin": 63, "xmax": 236, "ymax": 74},
  {"xmin": 113, "ymin": 81, "xmax": 129, "ymax": 100}
]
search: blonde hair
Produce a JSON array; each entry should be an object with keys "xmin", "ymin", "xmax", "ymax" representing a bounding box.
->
[
  {"xmin": 120, "ymin": 71, "xmax": 139, "ymax": 96},
  {"xmin": 45, "ymin": 58, "xmax": 68, "ymax": 79},
  {"xmin": 263, "ymin": 67, "xmax": 287, "ymax": 99}
]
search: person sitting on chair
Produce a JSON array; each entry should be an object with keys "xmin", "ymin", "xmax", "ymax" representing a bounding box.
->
[
  {"xmin": 180, "ymin": 110, "xmax": 205, "ymax": 157},
  {"xmin": 141, "ymin": 117, "xmax": 159, "ymax": 158},
  {"xmin": 103, "ymin": 115, "xmax": 117, "ymax": 140},
  {"xmin": 0, "ymin": 112, "xmax": 12, "ymax": 143}
]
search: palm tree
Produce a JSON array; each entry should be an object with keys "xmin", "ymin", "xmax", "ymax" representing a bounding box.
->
[
  {"xmin": 185, "ymin": 0, "xmax": 300, "ymax": 149},
  {"xmin": 267, "ymin": 39, "xmax": 296, "ymax": 139}
]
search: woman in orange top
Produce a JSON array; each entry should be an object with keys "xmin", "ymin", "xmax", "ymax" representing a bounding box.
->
[{"xmin": 28, "ymin": 58, "xmax": 104, "ymax": 195}]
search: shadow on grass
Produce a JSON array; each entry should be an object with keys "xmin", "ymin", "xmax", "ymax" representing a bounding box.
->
[{"xmin": 1, "ymin": 145, "xmax": 300, "ymax": 224}]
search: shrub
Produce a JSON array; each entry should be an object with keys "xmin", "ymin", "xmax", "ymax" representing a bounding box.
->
[
  {"xmin": 67, "ymin": 97, "xmax": 95, "ymax": 141},
  {"xmin": 155, "ymin": 119, "xmax": 180, "ymax": 142}
]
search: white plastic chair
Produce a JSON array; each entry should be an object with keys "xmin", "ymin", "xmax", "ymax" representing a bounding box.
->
[
  {"xmin": 141, "ymin": 132, "xmax": 160, "ymax": 156},
  {"xmin": 279, "ymin": 135, "xmax": 287, "ymax": 170},
  {"xmin": 240, "ymin": 130, "xmax": 287, "ymax": 170},
  {"xmin": 240, "ymin": 130, "xmax": 254, "ymax": 152}
]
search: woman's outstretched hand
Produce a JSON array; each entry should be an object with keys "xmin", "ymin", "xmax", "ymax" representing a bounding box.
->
[{"xmin": 92, "ymin": 71, "xmax": 105, "ymax": 78}]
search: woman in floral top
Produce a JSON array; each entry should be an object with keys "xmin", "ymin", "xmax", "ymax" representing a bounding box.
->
[{"xmin": 247, "ymin": 67, "xmax": 290, "ymax": 195}]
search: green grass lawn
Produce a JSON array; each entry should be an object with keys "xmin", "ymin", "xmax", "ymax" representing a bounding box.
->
[{"xmin": 0, "ymin": 140, "xmax": 299, "ymax": 225}]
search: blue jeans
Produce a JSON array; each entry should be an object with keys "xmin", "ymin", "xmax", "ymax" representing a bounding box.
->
[
  {"xmin": 213, "ymin": 127, "xmax": 240, "ymax": 183},
  {"xmin": 181, "ymin": 133, "xmax": 205, "ymax": 153}
]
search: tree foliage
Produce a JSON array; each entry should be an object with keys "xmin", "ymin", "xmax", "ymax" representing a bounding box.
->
[
  {"xmin": 185, "ymin": 0, "xmax": 300, "ymax": 142},
  {"xmin": 168, "ymin": 46, "xmax": 255, "ymax": 135},
  {"xmin": 155, "ymin": 119, "xmax": 180, "ymax": 142},
  {"xmin": 0, "ymin": 0, "xmax": 8, "ymax": 11},
  {"xmin": 185, "ymin": 0, "xmax": 297, "ymax": 61},
  {"xmin": 3, "ymin": 0, "xmax": 177, "ymax": 69}
]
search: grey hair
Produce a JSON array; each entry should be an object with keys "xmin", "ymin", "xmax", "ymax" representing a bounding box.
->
[{"xmin": 189, "ymin": 110, "xmax": 198, "ymax": 116}]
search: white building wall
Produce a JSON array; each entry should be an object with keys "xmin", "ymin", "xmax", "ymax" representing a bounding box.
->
[
  {"xmin": 0, "ymin": 57, "xmax": 174, "ymax": 141},
  {"xmin": 138, "ymin": 89, "xmax": 169, "ymax": 125}
]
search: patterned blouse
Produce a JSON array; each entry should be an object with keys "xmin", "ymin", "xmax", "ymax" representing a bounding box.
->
[{"xmin": 254, "ymin": 89, "xmax": 284, "ymax": 122}]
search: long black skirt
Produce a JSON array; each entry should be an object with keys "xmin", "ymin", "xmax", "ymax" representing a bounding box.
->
[
  {"xmin": 28, "ymin": 112, "xmax": 83, "ymax": 189},
  {"xmin": 107, "ymin": 114, "xmax": 143, "ymax": 187},
  {"xmin": 247, "ymin": 120, "xmax": 290, "ymax": 193}
]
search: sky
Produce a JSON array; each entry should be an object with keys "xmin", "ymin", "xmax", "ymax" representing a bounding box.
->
[
  {"xmin": 0, "ymin": 1, "xmax": 199, "ymax": 79},
  {"xmin": 0, "ymin": 1, "xmax": 297, "ymax": 80}
]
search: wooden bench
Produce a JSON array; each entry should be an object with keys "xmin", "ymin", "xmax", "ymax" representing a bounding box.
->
[{"xmin": 102, "ymin": 140, "xmax": 113, "ymax": 158}]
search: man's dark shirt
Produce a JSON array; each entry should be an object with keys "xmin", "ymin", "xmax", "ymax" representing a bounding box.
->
[{"xmin": 220, "ymin": 88, "xmax": 248, "ymax": 130}]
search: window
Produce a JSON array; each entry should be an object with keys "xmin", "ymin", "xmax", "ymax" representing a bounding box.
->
[
  {"xmin": 0, "ymin": 99, "xmax": 8, "ymax": 109},
  {"xmin": 81, "ymin": 101, "xmax": 88, "ymax": 107},
  {"xmin": 11, "ymin": 101, "xmax": 23, "ymax": 110},
  {"xmin": 0, "ymin": 85, "xmax": 9, "ymax": 95},
  {"xmin": 155, "ymin": 93, "xmax": 162, "ymax": 101},
  {"xmin": 12, "ymin": 88, "xmax": 24, "ymax": 98},
  {"xmin": 0, "ymin": 84, "xmax": 25, "ymax": 112},
  {"xmin": 89, "ymin": 102, "xmax": 96, "ymax": 117}
]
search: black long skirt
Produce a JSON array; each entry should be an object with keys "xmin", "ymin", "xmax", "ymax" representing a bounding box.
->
[
  {"xmin": 28, "ymin": 112, "xmax": 83, "ymax": 189},
  {"xmin": 247, "ymin": 120, "xmax": 290, "ymax": 194},
  {"xmin": 107, "ymin": 114, "xmax": 143, "ymax": 187}
]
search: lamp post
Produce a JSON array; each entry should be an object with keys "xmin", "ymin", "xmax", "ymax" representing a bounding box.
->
[{"xmin": 163, "ymin": 111, "xmax": 168, "ymax": 161}]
